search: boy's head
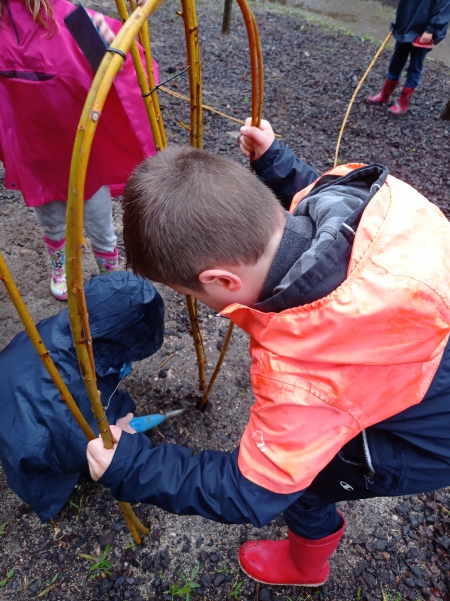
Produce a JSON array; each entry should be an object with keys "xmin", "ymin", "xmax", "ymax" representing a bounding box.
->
[{"xmin": 123, "ymin": 146, "xmax": 285, "ymax": 311}]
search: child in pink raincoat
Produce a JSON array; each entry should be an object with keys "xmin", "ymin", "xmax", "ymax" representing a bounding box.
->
[{"xmin": 0, "ymin": 0, "xmax": 158, "ymax": 299}]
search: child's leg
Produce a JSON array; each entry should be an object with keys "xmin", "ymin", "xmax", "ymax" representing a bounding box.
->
[
  {"xmin": 33, "ymin": 201, "xmax": 68, "ymax": 300},
  {"xmin": 33, "ymin": 200, "xmax": 67, "ymax": 243},
  {"xmin": 83, "ymin": 186, "xmax": 119, "ymax": 273},
  {"xmin": 404, "ymin": 46, "xmax": 429, "ymax": 88},
  {"xmin": 283, "ymin": 499, "xmax": 341, "ymax": 540},
  {"xmin": 388, "ymin": 46, "xmax": 428, "ymax": 115},
  {"xmin": 367, "ymin": 42, "xmax": 409, "ymax": 105},
  {"xmin": 387, "ymin": 41, "xmax": 411, "ymax": 82},
  {"xmin": 386, "ymin": 44, "xmax": 429, "ymax": 115}
]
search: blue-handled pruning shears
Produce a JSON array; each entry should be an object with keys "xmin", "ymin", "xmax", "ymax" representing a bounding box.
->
[{"xmin": 130, "ymin": 409, "xmax": 184, "ymax": 433}]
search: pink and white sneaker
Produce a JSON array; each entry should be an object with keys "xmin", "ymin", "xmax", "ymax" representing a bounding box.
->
[
  {"xmin": 93, "ymin": 247, "xmax": 119, "ymax": 275},
  {"xmin": 43, "ymin": 237, "xmax": 68, "ymax": 301}
]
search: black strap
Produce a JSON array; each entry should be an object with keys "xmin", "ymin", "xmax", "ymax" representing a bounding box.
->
[
  {"xmin": 106, "ymin": 47, "xmax": 127, "ymax": 62},
  {"xmin": 142, "ymin": 65, "xmax": 190, "ymax": 98}
]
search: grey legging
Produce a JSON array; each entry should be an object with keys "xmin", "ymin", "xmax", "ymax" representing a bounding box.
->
[{"xmin": 33, "ymin": 186, "xmax": 117, "ymax": 253}]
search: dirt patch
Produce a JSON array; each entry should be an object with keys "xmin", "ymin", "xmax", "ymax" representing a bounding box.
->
[{"xmin": 1, "ymin": 1, "xmax": 450, "ymax": 600}]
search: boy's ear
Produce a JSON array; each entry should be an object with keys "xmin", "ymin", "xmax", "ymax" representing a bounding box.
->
[{"xmin": 198, "ymin": 269, "xmax": 242, "ymax": 292}]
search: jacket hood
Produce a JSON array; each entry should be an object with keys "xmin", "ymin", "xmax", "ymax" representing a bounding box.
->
[{"xmin": 51, "ymin": 271, "xmax": 165, "ymax": 377}]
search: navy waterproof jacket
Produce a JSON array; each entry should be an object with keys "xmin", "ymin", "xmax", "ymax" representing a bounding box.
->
[
  {"xmin": 392, "ymin": 0, "xmax": 450, "ymax": 44},
  {"xmin": 0, "ymin": 272, "xmax": 164, "ymax": 521},
  {"xmin": 99, "ymin": 142, "xmax": 450, "ymax": 529}
]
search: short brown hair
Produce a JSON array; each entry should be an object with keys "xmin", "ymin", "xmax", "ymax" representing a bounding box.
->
[{"xmin": 123, "ymin": 146, "xmax": 285, "ymax": 290}]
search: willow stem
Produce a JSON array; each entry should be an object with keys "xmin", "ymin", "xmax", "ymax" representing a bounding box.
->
[
  {"xmin": 186, "ymin": 295, "xmax": 206, "ymax": 390},
  {"xmin": 120, "ymin": 503, "xmax": 142, "ymax": 544},
  {"xmin": 140, "ymin": 19, "xmax": 168, "ymax": 148},
  {"xmin": 160, "ymin": 86, "xmax": 281, "ymax": 135},
  {"xmin": 115, "ymin": 0, "xmax": 164, "ymax": 150},
  {"xmin": 198, "ymin": 322, "xmax": 234, "ymax": 410},
  {"xmin": 65, "ymin": 0, "xmax": 166, "ymax": 543},
  {"xmin": 235, "ymin": 0, "xmax": 259, "ymax": 127}
]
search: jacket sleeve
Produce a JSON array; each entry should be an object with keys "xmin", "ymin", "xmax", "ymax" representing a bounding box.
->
[
  {"xmin": 99, "ymin": 433, "xmax": 302, "ymax": 527},
  {"xmin": 251, "ymin": 139, "xmax": 319, "ymax": 210},
  {"xmin": 426, "ymin": 0, "xmax": 450, "ymax": 38}
]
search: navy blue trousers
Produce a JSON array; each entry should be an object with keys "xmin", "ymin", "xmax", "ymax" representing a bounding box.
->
[
  {"xmin": 387, "ymin": 41, "xmax": 429, "ymax": 88},
  {"xmin": 285, "ymin": 342, "xmax": 450, "ymax": 540}
]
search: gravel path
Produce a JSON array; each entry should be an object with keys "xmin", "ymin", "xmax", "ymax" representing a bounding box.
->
[{"xmin": 1, "ymin": 2, "xmax": 449, "ymax": 600}]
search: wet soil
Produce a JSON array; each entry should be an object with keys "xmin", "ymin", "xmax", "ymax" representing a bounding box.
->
[{"xmin": 1, "ymin": 1, "xmax": 450, "ymax": 600}]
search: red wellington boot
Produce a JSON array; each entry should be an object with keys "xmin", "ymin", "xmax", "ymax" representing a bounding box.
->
[
  {"xmin": 367, "ymin": 78, "xmax": 398, "ymax": 105},
  {"xmin": 388, "ymin": 86, "xmax": 415, "ymax": 115},
  {"xmin": 238, "ymin": 514, "xmax": 346, "ymax": 586}
]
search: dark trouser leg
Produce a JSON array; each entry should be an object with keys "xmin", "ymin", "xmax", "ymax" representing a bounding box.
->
[
  {"xmin": 387, "ymin": 42, "xmax": 411, "ymax": 81},
  {"xmin": 284, "ymin": 499, "xmax": 342, "ymax": 540},
  {"xmin": 404, "ymin": 46, "xmax": 429, "ymax": 88}
]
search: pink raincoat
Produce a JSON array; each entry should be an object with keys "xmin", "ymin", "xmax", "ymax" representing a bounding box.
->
[{"xmin": 0, "ymin": 0, "xmax": 158, "ymax": 206}]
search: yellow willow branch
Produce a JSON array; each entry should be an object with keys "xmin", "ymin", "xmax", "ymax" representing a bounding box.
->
[
  {"xmin": 0, "ymin": 251, "xmax": 95, "ymax": 442},
  {"xmin": 140, "ymin": 18, "xmax": 168, "ymax": 148},
  {"xmin": 185, "ymin": 295, "xmax": 206, "ymax": 391},
  {"xmin": 115, "ymin": 0, "xmax": 164, "ymax": 150},
  {"xmin": 250, "ymin": 9, "xmax": 263, "ymax": 127},
  {"xmin": 66, "ymin": 0, "xmax": 165, "ymax": 543},
  {"xmin": 160, "ymin": 86, "xmax": 281, "ymax": 136},
  {"xmin": 180, "ymin": 0, "xmax": 202, "ymax": 148},
  {"xmin": 235, "ymin": 0, "xmax": 259, "ymax": 127},
  {"xmin": 334, "ymin": 31, "xmax": 392, "ymax": 168},
  {"xmin": 66, "ymin": 0, "xmax": 163, "ymax": 446},
  {"xmin": 120, "ymin": 502, "xmax": 149, "ymax": 536},
  {"xmin": 198, "ymin": 322, "xmax": 234, "ymax": 410}
]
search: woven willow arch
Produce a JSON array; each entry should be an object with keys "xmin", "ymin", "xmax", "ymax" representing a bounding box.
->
[
  {"xmin": 65, "ymin": 0, "xmax": 263, "ymax": 431},
  {"xmin": 0, "ymin": 0, "xmax": 264, "ymax": 544}
]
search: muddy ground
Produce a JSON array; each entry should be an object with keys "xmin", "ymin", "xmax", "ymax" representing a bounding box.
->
[{"xmin": 1, "ymin": 1, "xmax": 450, "ymax": 600}]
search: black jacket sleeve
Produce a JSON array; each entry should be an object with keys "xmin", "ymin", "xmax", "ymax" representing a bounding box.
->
[
  {"xmin": 99, "ymin": 432, "xmax": 303, "ymax": 527},
  {"xmin": 426, "ymin": 0, "xmax": 450, "ymax": 40},
  {"xmin": 251, "ymin": 139, "xmax": 319, "ymax": 210}
]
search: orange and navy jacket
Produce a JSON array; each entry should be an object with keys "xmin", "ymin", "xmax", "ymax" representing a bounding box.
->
[{"xmin": 100, "ymin": 141, "xmax": 450, "ymax": 526}]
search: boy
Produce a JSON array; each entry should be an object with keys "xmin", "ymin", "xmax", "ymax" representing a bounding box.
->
[
  {"xmin": 87, "ymin": 120, "xmax": 450, "ymax": 587},
  {"xmin": 367, "ymin": 0, "xmax": 450, "ymax": 114}
]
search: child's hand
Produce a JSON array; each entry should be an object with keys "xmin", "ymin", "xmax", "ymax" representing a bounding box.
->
[
  {"xmin": 87, "ymin": 425, "xmax": 123, "ymax": 481},
  {"xmin": 92, "ymin": 13, "xmax": 116, "ymax": 46},
  {"xmin": 418, "ymin": 31, "xmax": 433, "ymax": 44},
  {"xmin": 239, "ymin": 118, "xmax": 275, "ymax": 160},
  {"xmin": 116, "ymin": 412, "xmax": 136, "ymax": 434}
]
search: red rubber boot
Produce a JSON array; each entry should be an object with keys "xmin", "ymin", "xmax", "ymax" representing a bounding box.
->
[
  {"xmin": 367, "ymin": 78, "xmax": 398, "ymax": 105},
  {"xmin": 388, "ymin": 86, "xmax": 415, "ymax": 115},
  {"xmin": 238, "ymin": 514, "xmax": 346, "ymax": 586}
]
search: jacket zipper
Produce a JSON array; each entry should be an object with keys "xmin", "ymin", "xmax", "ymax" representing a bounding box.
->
[
  {"xmin": 338, "ymin": 451, "xmax": 365, "ymax": 468},
  {"xmin": 361, "ymin": 429, "xmax": 376, "ymax": 489}
]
